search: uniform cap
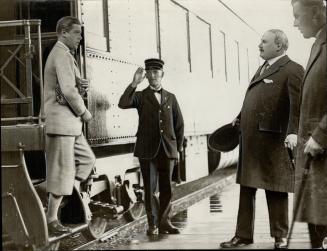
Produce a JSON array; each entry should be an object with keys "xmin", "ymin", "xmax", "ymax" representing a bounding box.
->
[{"xmin": 145, "ymin": 58, "xmax": 164, "ymax": 70}]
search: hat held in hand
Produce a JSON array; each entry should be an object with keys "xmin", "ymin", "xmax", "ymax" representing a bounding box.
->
[{"xmin": 208, "ymin": 123, "xmax": 239, "ymax": 152}]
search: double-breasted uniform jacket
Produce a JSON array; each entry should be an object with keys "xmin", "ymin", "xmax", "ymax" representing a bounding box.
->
[
  {"xmin": 44, "ymin": 41, "xmax": 89, "ymax": 136},
  {"xmin": 236, "ymin": 55, "xmax": 304, "ymax": 193},
  {"xmin": 118, "ymin": 85, "xmax": 184, "ymax": 159},
  {"xmin": 295, "ymin": 26, "xmax": 327, "ymax": 225}
]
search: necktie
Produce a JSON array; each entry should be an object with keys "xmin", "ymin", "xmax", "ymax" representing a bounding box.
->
[
  {"xmin": 260, "ymin": 62, "xmax": 270, "ymax": 75},
  {"xmin": 153, "ymin": 89, "xmax": 162, "ymax": 94}
]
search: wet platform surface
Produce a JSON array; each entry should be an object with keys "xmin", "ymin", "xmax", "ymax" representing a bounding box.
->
[{"xmin": 110, "ymin": 182, "xmax": 311, "ymax": 249}]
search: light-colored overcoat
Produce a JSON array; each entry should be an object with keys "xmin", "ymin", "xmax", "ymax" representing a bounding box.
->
[
  {"xmin": 44, "ymin": 41, "xmax": 88, "ymax": 136},
  {"xmin": 236, "ymin": 55, "xmax": 304, "ymax": 193},
  {"xmin": 295, "ymin": 27, "xmax": 327, "ymax": 225},
  {"xmin": 44, "ymin": 41, "xmax": 94, "ymax": 195}
]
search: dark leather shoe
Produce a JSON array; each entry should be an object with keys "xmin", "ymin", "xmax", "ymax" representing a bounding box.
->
[
  {"xmin": 220, "ymin": 236, "xmax": 253, "ymax": 248},
  {"xmin": 146, "ymin": 226, "xmax": 158, "ymax": 236},
  {"xmin": 159, "ymin": 222, "xmax": 180, "ymax": 234},
  {"xmin": 274, "ymin": 237, "xmax": 288, "ymax": 249},
  {"xmin": 48, "ymin": 220, "xmax": 72, "ymax": 235},
  {"xmin": 322, "ymin": 237, "xmax": 327, "ymax": 249}
]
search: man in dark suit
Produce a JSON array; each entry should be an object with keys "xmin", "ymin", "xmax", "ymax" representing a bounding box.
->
[
  {"xmin": 291, "ymin": 0, "xmax": 327, "ymax": 248},
  {"xmin": 118, "ymin": 59, "xmax": 184, "ymax": 235},
  {"xmin": 220, "ymin": 29, "xmax": 304, "ymax": 249}
]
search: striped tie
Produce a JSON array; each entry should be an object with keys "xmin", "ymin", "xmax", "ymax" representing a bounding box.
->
[{"xmin": 260, "ymin": 62, "xmax": 270, "ymax": 75}]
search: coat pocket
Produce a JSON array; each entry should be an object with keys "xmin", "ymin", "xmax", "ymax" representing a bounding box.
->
[{"xmin": 258, "ymin": 120, "xmax": 282, "ymax": 133}]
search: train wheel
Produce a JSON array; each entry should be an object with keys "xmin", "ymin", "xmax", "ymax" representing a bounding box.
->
[
  {"xmin": 37, "ymin": 241, "xmax": 60, "ymax": 251},
  {"xmin": 81, "ymin": 217, "xmax": 107, "ymax": 241},
  {"xmin": 125, "ymin": 200, "xmax": 145, "ymax": 221},
  {"xmin": 124, "ymin": 182, "xmax": 145, "ymax": 221}
]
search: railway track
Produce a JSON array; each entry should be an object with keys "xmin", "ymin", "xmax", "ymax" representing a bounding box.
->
[{"xmin": 70, "ymin": 166, "xmax": 236, "ymax": 250}]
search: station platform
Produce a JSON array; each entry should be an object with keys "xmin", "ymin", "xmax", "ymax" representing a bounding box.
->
[{"xmin": 109, "ymin": 182, "xmax": 311, "ymax": 250}]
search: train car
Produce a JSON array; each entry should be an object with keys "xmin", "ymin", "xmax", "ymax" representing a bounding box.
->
[{"xmin": 1, "ymin": 0, "xmax": 260, "ymax": 250}]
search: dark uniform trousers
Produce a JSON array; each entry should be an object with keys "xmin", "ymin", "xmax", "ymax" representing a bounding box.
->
[
  {"xmin": 308, "ymin": 224, "xmax": 327, "ymax": 248},
  {"xmin": 139, "ymin": 143, "xmax": 174, "ymax": 228},
  {"xmin": 235, "ymin": 185, "xmax": 288, "ymax": 239}
]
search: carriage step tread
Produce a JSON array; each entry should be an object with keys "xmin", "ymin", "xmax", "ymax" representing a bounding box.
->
[
  {"xmin": 48, "ymin": 223, "xmax": 88, "ymax": 244},
  {"xmin": 32, "ymin": 178, "xmax": 45, "ymax": 185}
]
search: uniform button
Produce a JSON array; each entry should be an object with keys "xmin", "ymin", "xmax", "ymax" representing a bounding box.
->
[
  {"xmin": 160, "ymin": 130, "xmax": 163, "ymax": 133},
  {"xmin": 160, "ymin": 120, "xmax": 163, "ymax": 123},
  {"xmin": 159, "ymin": 110, "xmax": 161, "ymax": 113},
  {"xmin": 167, "ymin": 106, "xmax": 170, "ymax": 109}
]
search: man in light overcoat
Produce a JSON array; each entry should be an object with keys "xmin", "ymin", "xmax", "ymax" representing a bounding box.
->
[
  {"xmin": 220, "ymin": 29, "xmax": 304, "ymax": 249},
  {"xmin": 44, "ymin": 16, "xmax": 95, "ymax": 235},
  {"xmin": 291, "ymin": 0, "xmax": 327, "ymax": 248},
  {"xmin": 119, "ymin": 59, "xmax": 184, "ymax": 236}
]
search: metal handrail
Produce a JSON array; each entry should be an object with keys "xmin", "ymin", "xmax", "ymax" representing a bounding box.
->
[
  {"xmin": 0, "ymin": 19, "xmax": 41, "ymax": 27},
  {"xmin": 0, "ymin": 19, "xmax": 44, "ymax": 124}
]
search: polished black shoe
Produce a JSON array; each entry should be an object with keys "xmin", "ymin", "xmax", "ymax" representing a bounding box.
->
[
  {"xmin": 322, "ymin": 237, "xmax": 327, "ymax": 249},
  {"xmin": 146, "ymin": 226, "xmax": 159, "ymax": 236},
  {"xmin": 48, "ymin": 220, "xmax": 72, "ymax": 236},
  {"xmin": 159, "ymin": 222, "xmax": 180, "ymax": 234},
  {"xmin": 274, "ymin": 237, "xmax": 288, "ymax": 249},
  {"xmin": 220, "ymin": 236, "xmax": 253, "ymax": 248}
]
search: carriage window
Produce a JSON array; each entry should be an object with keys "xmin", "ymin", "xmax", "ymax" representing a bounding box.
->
[
  {"xmin": 189, "ymin": 16, "xmax": 212, "ymax": 77},
  {"xmin": 235, "ymin": 40, "xmax": 240, "ymax": 84},
  {"xmin": 239, "ymin": 45, "xmax": 249, "ymax": 85},
  {"xmin": 18, "ymin": 0, "xmax": 73, "ymax": 33},
  {"xmin": 212, "ymin": 31, "xmax": 227, "ymax": 82},
  {"xmin": 159, "ymin": 0, "xmax": 191, "ymax": 74},
  {"xmin": 81, "ymin": 0, "xmax": 108, "ymax": 51},
  {"xmin": 246, "ymin": 48, "xmax": 250, "ymax": 82}
]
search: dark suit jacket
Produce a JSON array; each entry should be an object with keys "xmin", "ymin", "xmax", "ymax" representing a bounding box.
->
[
  {"xmin": 295, "ymin": 26, "xmax": 327, "ymax": 225},
  {"xmin": 119, "ymin": 85, "xmax": 184, "ymax": 159},
  {"xmin": 236, "ymin": 55, "xmax": 304, "ymax": 193}
]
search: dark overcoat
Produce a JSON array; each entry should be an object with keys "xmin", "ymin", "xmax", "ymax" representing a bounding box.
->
[
  {"xmin": 118, "ymin": 85, "xmax": 184, "ymax": 159},
  {"xmin": 236, "ymin": 55, "xmax": 304, "ymax": 193},
  {"xmin": 295, "ymin": 27, "xmax": 327, "ymax": 225}
]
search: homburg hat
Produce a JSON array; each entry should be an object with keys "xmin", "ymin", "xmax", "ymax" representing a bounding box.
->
[{"xmin": 208, "ymin": 123, "xmax": 240, "ymax": 152}]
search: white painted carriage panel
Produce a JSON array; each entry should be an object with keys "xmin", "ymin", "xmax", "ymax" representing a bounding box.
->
[
  {"xmin": 159, "ymin": 0, "xmax": 190, "ymax": 75},
  {"xmin": 86, "ymin": 55, "xmax": 139, "ymax": 141},
  {"xmin": 107, "ymin": 0, "xmax": 131, "ymax": 60},
  {"xmin": 95, "ymin": 153, "xmax": 139, "ymax": 181},
  {"xmin": 81, "ymin": 0, "xmax": 107, "ymax": 51},
  {"xmin": 189, "ymin": 15, "xmax": 211, "ymax": 78},
  {"xmin": 212, "ymin": 31, "xmax": 227, "ymax": 83},
  {"xmin": 226, "ymin": 37, "xmax": 240, "ymax": 86},
  {"xmin": 185, "ymin": 135, "xmax": 209, "ymax": 182},
  {"xmin": 129, "ymin": 0, "xmax": 158, "ymax": 64},
  {"xmin": 158, "ymin": 0, "xmax": 195, "ymax": 136}
]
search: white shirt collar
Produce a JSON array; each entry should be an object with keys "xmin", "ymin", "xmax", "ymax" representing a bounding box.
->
[
  {"xmin": 267, "ymin": 52, "xmax": 286, "ymax": 66},
  {"xmin": 150, "ymin": 86, "xmax": 162, "ymax": 92},
  {"xmin": 57, "ymin": 41, "xmax": 70, "ymax": 52}
]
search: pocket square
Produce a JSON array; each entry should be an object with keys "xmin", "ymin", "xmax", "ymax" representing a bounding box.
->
[{"xmin": 263, "ymin": 78, "xmax": 274, "ymax": 84}]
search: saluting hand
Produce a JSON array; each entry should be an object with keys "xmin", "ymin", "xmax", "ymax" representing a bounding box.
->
[
  {"xmin": 304, "ymin": 136, "xmax": 324, "ymax": 157},
  {"xmin": 131, "ymin": 67, "xmax": 145, "ymax": 87},
  {"xmin": 284, "ymin": 134, "xmax": 297, "ymax": 151}
]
